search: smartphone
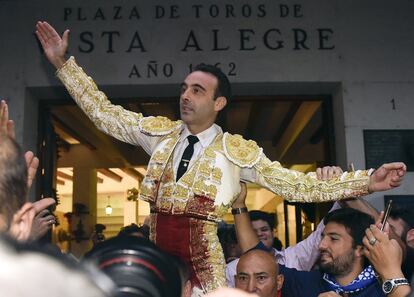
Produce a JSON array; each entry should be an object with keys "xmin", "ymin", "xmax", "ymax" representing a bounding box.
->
[{"xmin": 381, "ymin": 200, "xmax": 393, "ymax": 231}]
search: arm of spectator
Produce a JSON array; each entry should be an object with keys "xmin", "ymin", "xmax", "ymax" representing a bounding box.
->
[
  {"xmin": 363, "ymin": 224, "xmax": 411, "ymax": 297},
  {"xmin": 0, "ymin": 100, "xmax": 15, "ymax": 138},
  {"xmin": 232, "ymin": 182, "xmax": 260, "ymax": 253},
  {"xmin": 1, "ymin": 100, "xmax": 40, "ymax": 190},
  {"xmin": 339, "ymin": 197, "xmax": 379, "ymax": 219}
]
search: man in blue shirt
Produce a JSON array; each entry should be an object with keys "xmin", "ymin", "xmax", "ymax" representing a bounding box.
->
[
  {"xmin": 233, "ymin": 195, "xmax": 385, "ymax": 296},
  {"xmin": 280, "ymin": 208, "xmax": 384, "ymax": 297}
]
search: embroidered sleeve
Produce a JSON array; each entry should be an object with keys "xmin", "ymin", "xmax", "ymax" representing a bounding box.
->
[
  {"xmin": 223, "ymin": 133, "xmax": 262, "ymax": 167},
  {"xmin": 251, "ymin": 156, "xmax": 372, "ymax": 202},
  {"xmin": 56, "ymin": 57, "xmax": 182, "ymax": 154}
]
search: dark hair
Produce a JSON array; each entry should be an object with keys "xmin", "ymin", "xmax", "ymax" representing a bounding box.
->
[
  {"xmin": 118, "ymin": 224, "xmax": 150, "ymax": 240},
  {"xmin": 390, "ymin": 207, "xmax": 414, "ymax": 228},
  {"xmin": 390, "ymin": 207, "xmax": 414, "ymax": 240},
  {"xmin": 0, "ymin": 136, "xmax": 28, "ymax": 226},
  {"xmin": 193, "ymin": 63, "xmax": 232, "ymax": 101},
  {"xmin": 323, "ymin": 208, "xmax": 374, "ymax": 247},
  {"xmin": 249, "ymin": 210, "xmax": 277, "ymax": 230},
  {"xmin": 84, "ymin": 236, "xmax": 182, "ymax": 297}
]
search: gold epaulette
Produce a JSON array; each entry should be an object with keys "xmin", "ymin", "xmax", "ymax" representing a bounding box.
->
[
  {"xmin": 138, "ymin": 116, "xmax": 183, "ymax": 136},
  {"xmin": 223, "ymin": 132, "xmax": 262, "ymax": 168}
]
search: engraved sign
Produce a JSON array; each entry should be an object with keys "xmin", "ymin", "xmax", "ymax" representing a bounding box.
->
[{"xmin": 364, "ymin": 130, "xmax": 414, "ymax": 172}]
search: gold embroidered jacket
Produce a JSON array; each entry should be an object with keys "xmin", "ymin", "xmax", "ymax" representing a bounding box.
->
[
  {"xmin": 56, "ymin": 56, "xmax": 372, "ymax": 219},
  {"xmin": 56, "ymin": 57, "xmax": 374, "ymax": 294}
]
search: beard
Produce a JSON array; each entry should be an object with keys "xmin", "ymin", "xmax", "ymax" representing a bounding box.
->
[{"xmin": 319, "ymin": 249, "xmax": 355, "ymax": 277}]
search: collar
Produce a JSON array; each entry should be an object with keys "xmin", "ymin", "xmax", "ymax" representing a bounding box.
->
[
  {"xmin": 180, "ymin": 124, "xmax": 222, "ymax": 148},
  {"xmin": 273, "ymin": 248, "xmax": 285, "ymax": 260},
  {"xmin": 322, "ymin": 265, "xmax": 378, "ymax": 294}
]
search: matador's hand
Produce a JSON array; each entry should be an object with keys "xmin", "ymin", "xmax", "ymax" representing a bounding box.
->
[
  {"xmin": 35, "ymin": 21, "xmax": 69, "ymax": 69},
  {"xmin": 368, "ymin": 162, "xmax": 406, "ymax": 193}
]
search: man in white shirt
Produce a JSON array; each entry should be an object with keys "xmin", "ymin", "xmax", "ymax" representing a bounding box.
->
[{"xmin": 226, "ymin": 184, "xmax": 340, "ymax": 287}]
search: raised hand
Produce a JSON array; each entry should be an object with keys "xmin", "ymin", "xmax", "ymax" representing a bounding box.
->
[
  {"xmin": 232, "ymin": 182, "xmax": 247, "ymax": 208},
  {"xmin": 362, "ymin": 224, "xmax": 404, "ymax": 280},
  {"xmin": 0, "ymin": 99, "xmax": 15, "ymax": 139},
  {"xmin": 32, "ymin": 197, "xmax": 55, "ymax": 215},
  {"xmin": 25, "ymin": 151, "xmax": 39, "ymax": 189},
  {"xmin": 29, "ymin": 209, "xmax": 56, "ymax": 241},
  {"xmin": 1, "ymin": 100, "xmax": 40, "ymax": 189},
  {"xmin": 368, "ymin": 162, "xmax": 406, "ymax": 193},
  {"xmin": 35, "ymin": 21, "xmax": 69, "ymax": 69},
  {"xmin": 30, "ymin": 198, "xmax": 56, "ymax": 241}
]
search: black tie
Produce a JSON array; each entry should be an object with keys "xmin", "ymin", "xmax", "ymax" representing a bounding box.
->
[{"xmin": 176, "ymin": 135, "xmax": 199, "ymax": 181}]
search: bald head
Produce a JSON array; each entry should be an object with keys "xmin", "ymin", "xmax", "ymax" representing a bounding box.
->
[
  {"xmin": 235, "ymin": 250, "xmax": 283, "ymax": 297},
  {"xmin": 0, "ymin": 135, "xmax": 27, "ymax": 227},
  {"xmin": 237, "ymin": 249, "xmax": 279, "ymax": 275}
]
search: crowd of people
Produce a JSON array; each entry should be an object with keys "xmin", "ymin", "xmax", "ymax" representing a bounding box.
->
[{"xmin": 0, "ymin": 19, "xmax": 412, "ymax": 296}]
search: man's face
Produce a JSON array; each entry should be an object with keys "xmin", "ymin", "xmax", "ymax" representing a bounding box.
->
[
  {"xmin": 235, "ymin": 250, "xmax": 283, "ymax": 297},
  {"xmin": 389, "ymin": 217, "xmax": 414, "ymax": 248},
  {"xmin": 389, "ymin": 217, "xmax": 407, "ymax": 239},
  {"xmin": 180, "ymin": 71, "xmax": 226, "ymax": 129},
  {"xmin": 252, "ymin": 220, "xmax": 274, "ymax": 249},
  {"xmin": 318, "ymin": 222, "xmax": 358, "ymax": 276}
]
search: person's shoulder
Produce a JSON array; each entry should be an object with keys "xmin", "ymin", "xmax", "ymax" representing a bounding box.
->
[
  {"xmin": 139, "ymin": 116, "xmax": 183, "ymax": 136},
  {"xmin": 281, "ymin": 265, "xmax": 323, "ymax": 288},
  {"xmin": 281, "ymin": 266, "xmax": 324, "ymax": 297},
  {"xmin": 355, "ymin": 281, "xmax": 385, "ymax": 297},
  {"xmin": 226, "ymin": 257, "xmax": 239, "ymax": 270},
  {"xmin": 222, "ymin": 132, "xmax": 262, "ymax": 168}
]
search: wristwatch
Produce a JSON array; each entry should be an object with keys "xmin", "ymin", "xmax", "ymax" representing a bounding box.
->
[
  {"xmin": 382, "ymin": 278, "xmax": 409, "ymax": 294},
  {"xmin": 231, "ymin": 207, "xmax": 248, "ymax": 215}
]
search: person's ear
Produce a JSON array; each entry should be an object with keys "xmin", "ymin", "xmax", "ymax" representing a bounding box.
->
[
  {"xmin": 406, "ymin": 229, "xmax": 414, "ymax": 247},
  {"xmin": 276, "ymin": 274, "xmax": 284, "ymax": 290},
  {"xmin": 354, "ymin": 245, "xmax": 365, "ymax": 258},
  {"xmin": 8, "ymin": 202, "xmax": 35, "ymax": 241},
  {"xmin": 183, "ymin": 280, "xmax": 192, "ymax": 297},
  {"xmin": 214, "ymin": 96, "xmax": 227, "ymax": 112}
]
